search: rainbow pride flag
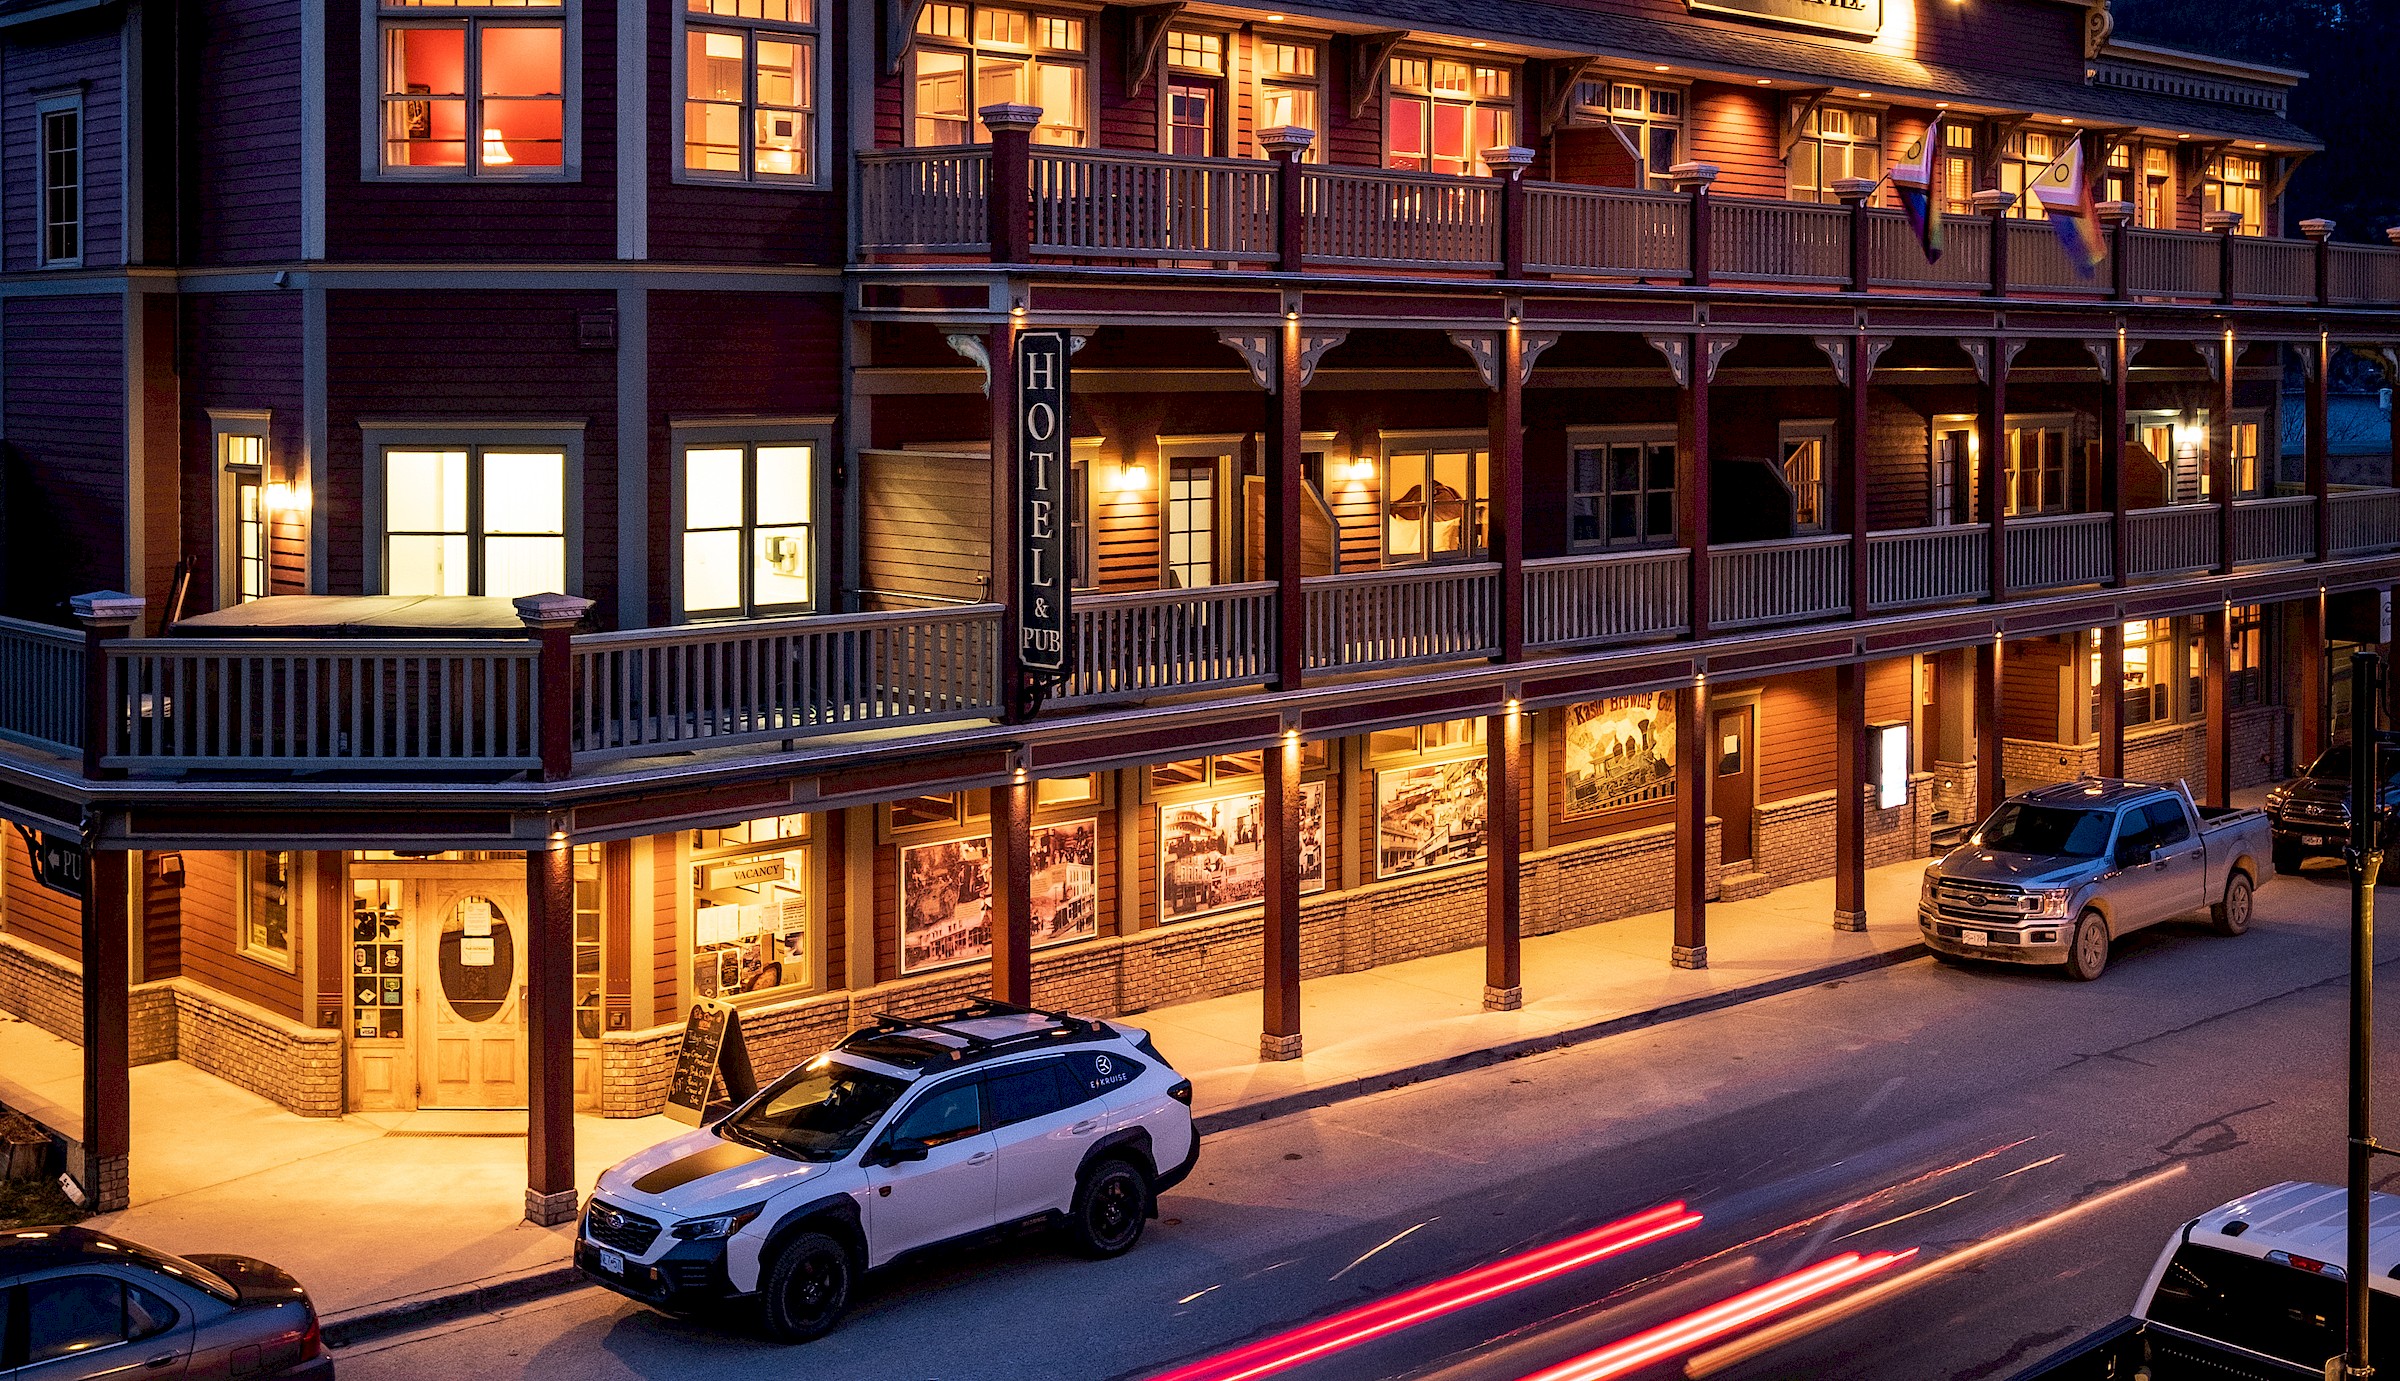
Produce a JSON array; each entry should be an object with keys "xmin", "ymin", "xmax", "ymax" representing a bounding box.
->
[
  {"xmin": 1889, "ymin": 114, "xmax": 1944, "ymax": 263},
  {"xmin": 2030, "ymin": 139, "xmax": 2105, "ymax": 278}
]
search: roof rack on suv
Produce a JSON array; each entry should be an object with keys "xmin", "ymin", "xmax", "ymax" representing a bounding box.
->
[{"xmin": 837, "ymin": 998, "xmax": 1103, "ymax": 1067}]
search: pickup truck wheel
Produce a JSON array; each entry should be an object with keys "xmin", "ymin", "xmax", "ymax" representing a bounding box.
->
[
  {"xmin": 759, "ymin": 1232, "xmax": 853, "ymax": 1344},
  {"xmin": 2272, "ymin": 842, "xmax": 2301, "ymax": 876},
  {"xmin": 2064, "ymin": 912, "xmax": 2110, "ymax": 981},
  {"xmin": 1064, "ymin": 1157, "xmax": 1150, "ymax": 1260},
  {"xmin": 2211, "ymin": 871, "xmax": 2254, "ymax": 937}
]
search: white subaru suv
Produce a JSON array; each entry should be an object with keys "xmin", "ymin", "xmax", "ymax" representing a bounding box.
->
[{"xmin": 577, "ymin": 1001, "xmax": 1198, "ymax": 1342}]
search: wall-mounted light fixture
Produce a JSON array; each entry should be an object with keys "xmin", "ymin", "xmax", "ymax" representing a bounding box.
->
[
  {"xmin": 1107, "ymin": 462, "xmax": 1151, "ymax": 493},
  {"xmin": 264, "ymin": 483, "xmax": 310, "ymax": 516},
  {"xmin": 1342, "ymin": 456, "xmax": 1376, "ymax": 483}
]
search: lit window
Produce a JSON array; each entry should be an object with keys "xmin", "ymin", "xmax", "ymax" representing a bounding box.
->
[
  {"xmin": 1383, "ymin": 442, "xmax": 1489, "ymax": 564},
  {"xmin": 1570, "ymin": 79, "xmax": 1682, "ymax": 190},
  {"xmin": 219, "ymin": 429, "xmax": 270, "ymax": 605},
  {"xmin": 1164, "ymin": 29, "xmax": 1221, "ymax": 74},
  {"xmin": 1256, "ymin": 41, "xmax": 1322, "ymax": 159},
  {"xmin": 1569, "ymin": 432, "xmax": 1677, "ymax": 549},
  {"xmin": 1779, "ymin": 422, "xmax": 1834, "ymax": 532},
  {"xmin": 911, "ymin": 2, "xmax": 1087, "ymax": 147},
  {"xmin": 691, "ymin": 815, "xmax": 811, "ymax": 999},
  {"xmin": 2206, "ymin": 153, "xmax": 2267, "ymax": 235},
  {"xmin": 1787, "ymin": 102, "xmax": 1881, "ymax": 204},
  {"xmin": 684, "ymin": 0, "xmax": 816, "ymax": 181},
  {"xmin": 2000, "ymin": 129, "xmax": 2067, "ymax": 220},
  {"xmin": 242, "ymin": 852, "xmax": 294, "ymax": 968},
  {"xmin": 2004, "ymin": 422, "xmax": 2070, "ymax": 516},
  {"xmin": 378, "ymin": 0, "xmax": 568, "ymax": 175},
  {"xmin": 2231, "ymin": 416, "xmax": 2264, "ymax": 498},
  {"xmin": 1940, "ymin": 121, "xmax": 1977, "ymax": 216},
  {"xmin": 382, "ymin": 445, "xmax": 568, "ymax": 598},
  {"xmin": 37, "ymin": 97, "xmax": 80, "ymax": 266},
  {"xmin": 681, "ymin": 440, "xmax": 815, "ymax": 619},
  {"xmin": 1387, "ymin": 55, "xmax": 1516, "ymax": 177}
]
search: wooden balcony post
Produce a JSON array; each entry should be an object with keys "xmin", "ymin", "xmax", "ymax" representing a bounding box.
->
[
  {"xmin": 1493, "ymin": 321, "xmax": 1526, "ymax": 660},
  {"xmin": 1671, "ymin": 681, "xmax": 1708, "ymax": 969},
  {"xmin": 1484, "ymin": 704, "xmax": 1524, "ymax": 1009},
  {"xmin": 1680, "ymin": 331, "xmax": 1713, "ymax": 640},
  {"xmin": 1840, "ymin": 329, "xmax": 1870, "ymax": 619},
  {"xmin": 2306, "ymin": 332, "xmax": 2332, "ymax": 562},
  {"xmin": 2212, "ymin": 326, "xmax": 2237, "ymax": 574},
  {"xmin": 1978, "ymin": 337, "xmax": 2010, "ymax": 600},
  {"xmin": 1833, "ymin": 661, "xmax": 1868, "ymax": 932},
  {"xmin": 1260, "ymin": 126, "xmax": 1314, "ymax": 271},
  {"xmin": 2206, "ymin": 210, "xmax": 2242, "ymax": 306},
  {"xmin": 2097, "ymin": 201, "xmax": 2133, "ymax": 301},
  {"xmin": 78, "ymin": 834, "xmax": 131, "ymax": 1212},
  {"xmin": 2297, "ymin": 592, "xmax": 2328, "ymax": 769},
  {"xmin": 1672, "ymin": 163, "xmax": 1718, "ymax": 288},
  {"xmin": 524, "ymin": 833, "xmax": 577, "ymax": 1226},
  {"xmin": 1487, "ymin": 145, "xmax": 1535, "ymax": 280},
  {"xmin": 1267, "ymin": 312, "xmax": 1307, "ymax": 690},
  {"xmin": 980, "ymin": 103, "xmax": 1041, "ymax": 264},
  {"xmin": 1975, "ymin": 637, "xmax": 2004, "ymax": 820},
  {"xmin": 1260, "ymin": 729, "xmax": 1304, "ymax": 1058},
  {"xmin": 1833, "ymin": 177, "xmax": 1877, "ymax": 294},
  {"xmin": 2097, "ymin": 619, "xmax": 2126, "ymax": 778},
  {"xmin": 2103, "ymin": 331, "xmax": 2130, "ymax": 587},
  {"xmin": 2302, "ymin": 217, "xmax": 2336, "ymax": 307},
  {"xmin": 515, "ymin": 593, "xmax": 594, "ymax": 782},
  {"xmin": 1973, "ymin": 190, "xmax": 2016, "ymax": 298},
  {"xmin": 2202, "ymin": 605, "xmax": 2231, "ymax": 809},
  {"xmin": 71, "ymin": 591, "xmax": 143, "ymax": 780},
  {"xmin": 989, "ymin": 774, "xmax": 1034, "ymax": 1004}
]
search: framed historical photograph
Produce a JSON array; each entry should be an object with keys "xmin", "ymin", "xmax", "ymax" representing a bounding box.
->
[
  {"xmin": 1375, "ymin": 758, "xmax": 1488, "ymax": 879},
  {"xmin": 1157, "ymin": 781, "xmax": 1326, "ymax": 924},
  {"xmin": 899, "ymin": 821, "xmax": 1101, "ymax": 974},
  {"xmin": 1560, "ymin": 694, "xmax": 1678, "ymax": 819}
]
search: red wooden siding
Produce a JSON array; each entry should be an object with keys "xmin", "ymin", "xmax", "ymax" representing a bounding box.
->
[
  {"xmin": 3, "ymin": 294, "xmax": 126, "ymax": 619},
  {"xmin": 169, "ymin": 850, "xmax": 305, "ymax": 1022},
  {"xmin": 3, "ymin": 16, "xmax": 123, "ymax": 273},
  {"xmin": 189, "ymin": 0, "xmax": 305, "ymax": 264},
  {"xmin": 177, "ymin": 293, "xmax": 307, "ymax": 611},
  {"xmin": 3, "ymin": 829, "xmax": 81, "ymax": 961}
]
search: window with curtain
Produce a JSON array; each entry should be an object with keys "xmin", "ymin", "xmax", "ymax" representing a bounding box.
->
[
  {"xmin": 383, "ymin": 446, "xmax": 567, "ymax": 598},
  {"xmin": 910, "ymin": 2, "xmax": 1087, "ymax": 147},
  {"xmin": 1386, "ymin": 57, "xmax": 1514, "ymax": 177},
  {"xmin": 1383, "ymin": 442, "xmax": 1488, "ymax": 563},
  {"xmin": 1940, "ymin": 120, "xmax": 1977, "ymax": 216},
  {"xmin": 683, "ymin": 0, "xmax": 817, "ymax": 181},
  {"xmin": 681, "ymin": 440, "xmax": 815, "ymax": 619},
  {"xmin": 1255, "ymin": 40, "xmax": 1322, "ymax": 159},
  {"xmin": 377, "ymin": 0, "xmax": 568, "ymax": 174}
]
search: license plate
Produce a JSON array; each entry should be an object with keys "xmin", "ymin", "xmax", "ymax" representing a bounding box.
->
[
  {"xmin": 1960, "ymin": 929, "xmax": 1989, "ymax": 947},
  {"xmin": 597, "ymin": 1248, "xmax": 625, "ymax": 1276},
  {"xmin": 2305, "ymin": 835, "xmax": 2325, "ymax": 847}
]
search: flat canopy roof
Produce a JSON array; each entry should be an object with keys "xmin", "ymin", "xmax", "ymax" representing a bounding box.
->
[{"xmin": 169, "ymin": 595, "xmax": 528, "ymax": 639}]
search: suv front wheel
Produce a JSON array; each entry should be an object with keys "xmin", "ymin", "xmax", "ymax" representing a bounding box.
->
[
  {"xmin": 760, "ymin": 1231, "xmax": 854, "ymax": 1343},
  {"xmin": 1064, "ymin": 1158, "xmax": 1151, "ymax": 1259}
]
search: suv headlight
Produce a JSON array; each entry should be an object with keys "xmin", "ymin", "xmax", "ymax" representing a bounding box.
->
[
  {"xmin": 2033, "ymin": 888, "xmax": 2073, "ymax": 919},
  {"xmin": 670, "ymin": 1204, "xmax": 767, "ymax": 1241}
]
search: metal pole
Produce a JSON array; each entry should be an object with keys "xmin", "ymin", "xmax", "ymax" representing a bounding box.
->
[{"xmin": 2345, "ymin": 650, "xmax": 2381, "ymax": 1380}]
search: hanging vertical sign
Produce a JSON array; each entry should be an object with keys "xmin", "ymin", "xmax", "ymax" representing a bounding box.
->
[{"xmin": 1017, "ymin": 329, "xmax": 1072, "ymax": 681}]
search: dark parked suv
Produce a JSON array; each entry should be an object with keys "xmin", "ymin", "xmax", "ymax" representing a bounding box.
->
[
  {"xmin": 2264, "ymin": 746, "xmax": 2400, "ymax": 874},
  {"xmin": 1, "ymin": 1226, "xmax": 331, "ymax": 1379}
]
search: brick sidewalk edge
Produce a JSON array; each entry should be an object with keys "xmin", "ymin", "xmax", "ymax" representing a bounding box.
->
[{"xmin": 323, "ymin": 942, "xmax": 1927, "ymax": 1349}]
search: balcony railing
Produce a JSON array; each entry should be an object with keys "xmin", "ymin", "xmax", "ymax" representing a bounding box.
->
[
  {"xmin": 1051, "ymin": 583, "xmax": 1278, "ymax": 705},
  {"xmin": 1524, "ymin": 548, "xmax": 1690, "ymax": 648},
  {"xmin": 2007, "ymin": 511, "xmax": 2113, "ymax": 592},
  {"xmin": 1304, "ymin": 563, "xmax": 1502, "ymax": 672},
  {"xmin": 2333, "ymin": 488, "xmax": 2400, "ymax": 556},
  {"xmin": 0, "ymin": 615, "xmax": 84, "ymax": 755},
  {"xmin": 1710, "ymin": 535, "xmax": 1851, "ymax": 631},
  {"xmin": 1866, "ymin": 524, "xmax": 1989, "ymax": 610},
  {"xmin": 855, "ymin": 142, "xmax": 2400, "ymax": 307},
  {"xmin": 2232, "ymin": 495, "xmax": 2318, "ymax": 566},
  {"xmin": 2126, "ymin": 504, "xmax": 2222, "ymax": 579}
]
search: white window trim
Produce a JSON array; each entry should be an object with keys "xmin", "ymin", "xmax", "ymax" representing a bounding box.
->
[
  {"xmin": 2003, "ymin": 411, "xmax": 2076, "ymax": 516},
  {"xmin": 1248, "ymin": 30, "xmax": 1327, "ymax": 161},
  {"xmin": 667, "ymin": 418, "xmax": 833, "ymax": 624},
  {"xmin": 1380, "ymin": 49, "xmax": 1521, "ymax": 177},
  {"xmin": 360, "ymin": 0, "xmax": 582, "ymax": 182},
  {"xmin": 1154, "ymin": 20, "xmax": 1235, "ymax": 157},
  {"xmin": 238, "ymin": 851, "xmax": 300, "ymax": 974},
  {"xmin": 1377, "ymin": 428, "xmax": 1491, "ymax": 566},
  {"xmin": 1569, "ymin": 74, "xmax": 1688, "ymax": 191},
  {"xmin": 211, "ymin": 410, "xmax": 274, "ymax": 609},
  {"xmin": 1786, "ymin": 98, "xmax": 1887, "ymax": 206},
  {"xmin": 672, "ymin": 3, "xmax": 830, "ymax": 189},
  {"xmin": 34, "ymin": 90, "xmax": 84, "ymax": 269},
  {"xmin": 1778, "ymin": 419, "xmax": 1836, "ymax": 533},
  {"xmin": 901, "ymin": 0, "xmax": 1098, "ymax": 150},
  {"xmin": 359, "ymin": 421, "xmax": 585, "ymax": 596}
]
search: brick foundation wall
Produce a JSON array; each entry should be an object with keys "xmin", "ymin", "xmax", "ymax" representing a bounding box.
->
[
  {"xmin": 2004, "ymin": 707, "xmax": 2287, "ymax": 797},
  {"xmin": 0, "ymin": 933, "xmax": 81, "ymax": 1044}
]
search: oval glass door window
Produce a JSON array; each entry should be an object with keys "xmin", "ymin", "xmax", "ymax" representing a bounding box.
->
[{"xmin": 437, "ymin": 896, "xmax": 515, "ymax": 1022}]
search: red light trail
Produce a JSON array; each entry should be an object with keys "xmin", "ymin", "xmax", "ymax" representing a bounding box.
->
[{"xmin": 1515, "ymin": 1250, "xmax": 1919, "ymax": 1381}]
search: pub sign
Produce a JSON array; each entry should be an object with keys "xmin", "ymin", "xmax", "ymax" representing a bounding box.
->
[
  {"xmin": 13, "ymin": 825, "xmax": 84, "ymax": 899},
  {"xmin": 1017, "ymin": 329, "xmax": 1072, "ymax": 679}
]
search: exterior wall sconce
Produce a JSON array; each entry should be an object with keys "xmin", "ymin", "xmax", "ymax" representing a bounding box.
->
[
  {"xmin": 264, "ymin": 483, "xmax": 309, "ymax": 516},
  {"xmin": 1341, "ymin": 457, "xmax": 1375, "ymax": 483},
  {"xmin": 1107, "ymin": 462, "xmax": 1149, "ymax": 493}
]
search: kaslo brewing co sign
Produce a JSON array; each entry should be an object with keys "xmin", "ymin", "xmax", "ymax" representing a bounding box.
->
[
  {"xmin": 1690, "ymin": 0, "xmax": 1879, "ymax": 37},
  {"xmin": 1016, "ymin": 330, "xmax": 1072, "ymax": 683}
]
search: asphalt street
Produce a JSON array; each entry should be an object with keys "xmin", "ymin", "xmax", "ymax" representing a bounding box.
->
[{"xmin": 334, "ymin": 858, "xmax": 2395, "ymax": 1381}]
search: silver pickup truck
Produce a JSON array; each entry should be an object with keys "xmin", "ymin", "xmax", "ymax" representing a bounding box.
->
[{"xmin": 1919, "ymin": 778, "xmax": 2272, "ymax": 980}]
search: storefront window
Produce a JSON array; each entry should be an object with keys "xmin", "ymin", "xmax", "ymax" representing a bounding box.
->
[
  {"xmin": 1147, "ymin": 748, "xmax": 1323, "ymax": 796},
  {"xmin": 241, "ymin": 852, "xmax": 294, "ymax": 968},
  {"xmin": 351, "ymin": 879, "xmax": 406, "ymax": 1040},
  {"xmin": 691, "ymin": 813, "xmax": 811, "ymax": 1000},
  {"xmin": 2228, "ymin": 605, "xmax": 2267, "ymax": 708},
  {"xmin": 377, "ymin": 0, "xmax": 568, "ymax": 175},
  {"xmin": 574, "ymin": 874, "xmax": 602, "ymax": 1038},
  {"xmin": 1367, "ymin": 719, "xmax": 1488, "ymax": 880}
]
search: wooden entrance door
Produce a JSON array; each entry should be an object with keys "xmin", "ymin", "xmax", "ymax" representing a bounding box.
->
[
  {"xmin": 1712, "ymin": 705, "xmax": 1757, "ymax": 866},
  {"xmin": 414, "ymin": 878, "xmax": 529, "ymax": 1110}
]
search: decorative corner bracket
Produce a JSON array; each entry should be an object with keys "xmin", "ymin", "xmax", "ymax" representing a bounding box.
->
[
  {"xmin": 1809, "ymin": 336, "xmax": 1851, "ymax": 388},
  {"xmin": 1643, "ymin": 335, "xmax": 1689, "ymax": 388},
  {"xmin": 1447, "ymin": 331, "xmax": 1500, "ymax": 391}
]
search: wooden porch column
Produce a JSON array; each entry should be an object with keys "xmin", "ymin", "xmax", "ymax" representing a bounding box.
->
[
  {"xmin": 71, "ymin": 592, "xmax": 143, "ymax": 780},
  {"xmin": 524, "ymin": 835, "xmax": 577, "ymax": 1226},
  {"xmin": 78, "ymin": 836, "xmax": 131, "ymax": 1212},
  {"xmin": 980, "ymin": 104, "xmax": 1039, "ymax": 264},
  {"xmin": 2306, "ymin": 333, "xmax": 2332, "ymax": 562},
  {"xmin": 2212, "ymin": 327, "xmax": 2237, "ymax": 574},
  {"xmin": 1260, "ymin": 730, "xmax": 1304, "ymax": 1059},
  {"xmin": 989, "ymin": 776, "xmax": 1034, "ymax": 1005},
  {"xmin": 1484, "ymin": 704, "xmax": 1524, "ymax": 1009},
  {"xmin": 1978, "ymin": 338, "xmax": 2010, "ymax": 601},
  {"xmin": 1840, "ymin": 330, "xmax": 1870, "ymax": 619},
  {"xmin": 1266, "ymin": 312, "xmax": 1309, "ymax": 690},
  {"xmin": 1493, "ymin": 322, "xmax": 1526, "ymax": 661},
  {"xmin": 985, "ymin": 321, "xmax": 1026, "ymax": 720},
  {"xmin": 1976, "ymin": 638, "xmax": 2004, "ymax": 820},
  {"xmin": 1833, "ymin": 661, "xmax": 1868, "ymax": 932},
  {"xmin": 2203, "ymin": 608, "xmax": 2232, "ymax": 809},
  {"xmin": 2297, "ymin": 593, "xmax": 2328, "ymax": 769},
  {"xmin": 1672, "ymin": 682, "xmax": 1708, "ymax": 969},
  {"xmin": 516, "ymin": 594, "xmax": 593, "ymax": 782},
  {"xmin": 2098, "ymin": 619, "xmax": 2127, "ymax": 778},
  {"xmin": 2103, "ymin": 331, "xmax": 2130, "ymax": 587},
  {"xmin": 1681, "ymin": 333, "xmax": 1713, "ymax": 641},
  {"xmin": 1261, "ymin": 127, "xmax": 1312, "ymax": 270}
]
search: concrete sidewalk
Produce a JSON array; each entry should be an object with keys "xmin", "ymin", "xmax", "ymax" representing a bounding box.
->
[{"xmin": 0, "ymin": 856, "xmax": 1929, "ymax": 1340}]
